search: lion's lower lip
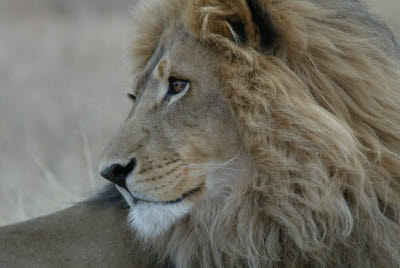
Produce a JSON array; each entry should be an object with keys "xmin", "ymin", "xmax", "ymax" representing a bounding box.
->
[{"xmin": 126, "ymin": 184, "xmax": 203, "ymax": 205}]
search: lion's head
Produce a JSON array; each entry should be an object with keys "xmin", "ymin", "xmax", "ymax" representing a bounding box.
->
[
  {"xmin": 100, "ymin": 27, "xmax": 242, "ymax": 237},
  {"xmin": 100, "ymin": 0, "xmax": 400, "ymax": 266}
]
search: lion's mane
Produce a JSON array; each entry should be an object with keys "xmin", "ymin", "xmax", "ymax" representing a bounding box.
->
[{"xmin": 130, "ymin": 0, "xmax": 400, "ymax": 266}]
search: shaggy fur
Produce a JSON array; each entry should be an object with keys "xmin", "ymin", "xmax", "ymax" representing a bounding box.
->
[{"xmin": 127, "ymin": 0, "xmax": 400, "ymax": 267}]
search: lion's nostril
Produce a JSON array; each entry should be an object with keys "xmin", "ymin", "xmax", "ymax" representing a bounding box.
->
[{"xmin": 100, "ymin": 158, "xmax": 136, "ymax": 188}]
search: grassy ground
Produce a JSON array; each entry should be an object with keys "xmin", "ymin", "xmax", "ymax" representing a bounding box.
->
[{"xmin": 0, "ymin": 0, "xmax": 399, "ymax": 226}]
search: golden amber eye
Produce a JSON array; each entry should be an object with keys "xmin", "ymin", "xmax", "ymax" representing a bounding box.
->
[
  {"xmin": 169, "ymin": 78, "xmax": 188, "ymax": 95},
  {"xmin": 172, "ymin": 81, "xmax": 185, "ymax": 93}
]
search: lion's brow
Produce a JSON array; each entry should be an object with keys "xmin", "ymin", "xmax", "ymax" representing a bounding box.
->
[{"xmin": 134, "ymin": 48, "xmax": 164, "ymax": 96}]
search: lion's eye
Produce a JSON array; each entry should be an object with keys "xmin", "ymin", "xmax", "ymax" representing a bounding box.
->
[
  {"xmin": 127, "ymin": 93, "xmax": 136, "ymax": 103},
  {"xmin": 168, "ymin": 78, "xmax": 188, "ymax": 96}
]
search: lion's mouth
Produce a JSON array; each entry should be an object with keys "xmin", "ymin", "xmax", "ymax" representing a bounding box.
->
[{"xmin": 117, "ymin": 184, "xmax": 203, "ymax": 206}]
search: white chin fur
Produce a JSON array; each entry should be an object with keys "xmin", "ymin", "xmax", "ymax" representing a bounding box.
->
[
  {"xmin": 116, "ymin": 185, "xmax": 192, "ymax": 238},
  {"xmin": 128, "ymin": 201, "xmax": 192, "ymax": 238}
]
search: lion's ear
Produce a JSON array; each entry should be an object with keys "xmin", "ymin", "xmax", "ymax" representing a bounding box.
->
[{"xmin": 184, "ymin": 0, "xmax": 277, "ymax": 50}]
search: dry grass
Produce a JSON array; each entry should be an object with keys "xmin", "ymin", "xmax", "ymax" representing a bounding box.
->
[
  {"xmin": 0, "ymin": 0, "xmax": 399, "ymax": 226},
  {"xmin": 0, "ymin": 0, "xmax": 134, "ymax": 225}
]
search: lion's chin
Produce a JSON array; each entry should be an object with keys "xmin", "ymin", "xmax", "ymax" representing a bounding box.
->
[
  {"xmin": 128, "ymin": 201, "xmax": 192, "ymax": 238},
  {"xmin": 116, "ymin": 186, "xmax": 193, "ymax": 238}
]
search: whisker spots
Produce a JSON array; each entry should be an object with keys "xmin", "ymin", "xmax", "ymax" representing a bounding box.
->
[
  {"xmin": 165, "ymin": 158, "xmax": 180, "ymax": 165},
  {"xmin": 138, "ymin": 166, "xmax": 154, "ymax": 174},
  {"xmin": 136, "ymin": 164, "xmax": 183, "ymax": 183}
]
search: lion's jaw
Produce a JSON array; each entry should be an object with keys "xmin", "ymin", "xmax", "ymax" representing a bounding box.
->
[{"xmin": 116, "ymin": 155, "xmax": 244, "ymax": 238}]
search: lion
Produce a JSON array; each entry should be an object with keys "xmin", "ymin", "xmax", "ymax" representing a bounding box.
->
[{"xmin": 1, "ymin": 0, "xmax": 400, "ymax": 267}]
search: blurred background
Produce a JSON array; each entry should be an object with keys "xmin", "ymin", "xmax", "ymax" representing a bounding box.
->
[{"xmin": 0, "ymin": 0, "xmax": 399, "ymax": 226}]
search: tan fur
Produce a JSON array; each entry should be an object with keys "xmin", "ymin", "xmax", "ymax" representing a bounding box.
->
[
  {"xmin": 0, "ymin": 203, "xmax": 155, "ymax": 268},
  {"xmin": 3, "ymin": 0, "xmax": 399, "ymax": 267},
  {"xmin": 100, "ymin": 0, "xmax": 400, "ymax": 266}
]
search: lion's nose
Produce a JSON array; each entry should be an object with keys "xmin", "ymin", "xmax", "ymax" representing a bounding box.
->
[{"xmin": 100, "ymin": 158, "xmax": 136, "ymax": 188}]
